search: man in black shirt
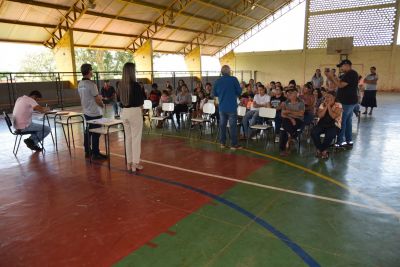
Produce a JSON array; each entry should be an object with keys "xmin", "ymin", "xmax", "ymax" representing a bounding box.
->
[
  {"xmin": 325, "ymin": 59, "xmax": 358, "ymax": 147},
  {"xmin": 101, "ymin": 80, "xmax": 119, "ymax": 118}
]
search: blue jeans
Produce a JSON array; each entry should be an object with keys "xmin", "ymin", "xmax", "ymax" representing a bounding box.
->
[
  {"xmin": 219, "ymin": 112, "xmax": 238, "ymax": 146},
  {"xmin": 338, "ymin": 104, "xmax": 356, "ymax": 144},
  {"xmin": 21, "ymin": 122, "xmax": 51, "ymax": 145},
  {"xmin": 274, "ymin": 111, "xmax": 282, "ymax": 134},
  {"xmin": 242, "ymin": 110, "xmax": 259, "ymax": 137}
]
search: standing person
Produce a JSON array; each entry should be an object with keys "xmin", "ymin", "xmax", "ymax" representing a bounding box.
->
[
  {"xmin": 311, "ymin": 69, "xmax": 324, "ymax": 90},
  {"xmin": 100, "ymin": 80, "xmax": 119, "ymax": 118},
  {"xmin": 361, "ymin": 66, "xmax": 378, "ymax": 115},
  {"xmin": 118, "ymin": 63, "xmax": 146, "ymax": 173},
  {"xmin": 12, "ymin": 90, "xmax": 50, "ymax": 151},
  {"xmin": 214, "ymin": 65, "xmax": 242, "ymax": 150},
  {"xmin": 279, "ymin": 87, "xmax": 305, "ymax": 156},
  {"xmin": 78, "ymin": 64, "xmax": 107, "ymax": 159},
  {"xmin": 325, "ymin": 59, "xmax": 359, "ymax": 148},
  {"xmin": 326, "ymin": 68, "xmax": 338, "ymax": 92}
]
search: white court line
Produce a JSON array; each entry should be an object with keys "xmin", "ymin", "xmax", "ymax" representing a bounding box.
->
[{"xmin": 109, "ymin": 152, "xmax": 400, "ymax": 216}]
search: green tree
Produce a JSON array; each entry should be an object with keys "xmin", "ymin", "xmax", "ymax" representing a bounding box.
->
[
  {"xmin": 19, "ymin": 50, "xmax": 56, "ymax": 73},
  {"xmin": 74, "ymin": 48, "xmax": 134, "ymax": 73}
]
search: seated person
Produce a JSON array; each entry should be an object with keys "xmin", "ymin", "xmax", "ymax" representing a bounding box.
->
[
  {"xmin": 270, "ymin": 85, "xmax": 287, "ymax": 142},
  {"xmin": 311, "ymin": 91, "xmax": 342, "ymax": 159},
  {"xmin": 156, "ymin": 90, "xmax": 173, "ymax": 128},
  {"xmin": 313, "ymin": 87, "xmax": 323, "ymax": 115},
  {"xmin": 239, "ymin": 83, "xmax": 254, "ymax": 107},
  {"xmin": 204, "ymin": 82, "xmax": 213, "ymax": 99},
  {"xmin": 12, "ymin": 90, "xmax": 50, "ymax": 151},
  {"xmin": 101, "ymin": 80, "xmax": 119, "ymax": 118},
  {"xmin": 174, "ymin": 85, "xmax": 192, "ymax": 128},
  {"xmin": 241, "ymin": 85, "xmax": 270, "ymax": 139},
  {"xmin": 148, "ymin": 83, "xmax": 161, "ymax": 108},
  {"xmin": 279, "ymin": 87, "xmax": 305, "ymax": 156},
  {"xmin": 300, "ymin": 83, "xmax": 316, "ymax": 125}
]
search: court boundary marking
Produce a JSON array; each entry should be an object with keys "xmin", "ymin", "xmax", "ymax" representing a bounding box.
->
[
  {"xmin": 108, "ymin": 151, "xmax": 399, "ymax": 217},
  {"xmin": 144, "ymin": 133, "xmax": 400, "ymax": 220}
]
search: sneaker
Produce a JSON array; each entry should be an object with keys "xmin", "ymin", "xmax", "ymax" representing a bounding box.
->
[
  {"xmin": 23, "ymin": 138, "xmax": 35, "ymax": 150},
  {"xmin": 346, "ymin": 141, "xmax": 354, "ymax": 147},
  {"xmin": 230, "ymin": 145, "xmax": 242, "ymax": 150},
  {"xmin": 134, "ymin": 164, "xmax": 144, "ymax": 171},
  {"xmin": 335, "ymin": 142, "xmax": 347, "ymax": 148},
  {"xmin": 220, "ymin": 144, "xmax": 226, "ymax": 149},
  {"xmin": 92, "ymin": 153, "xmax": 108, "ymax": 160},
  {"xmin": 32, "ymin": 145, "xmax": 43, "ymax": 152}
]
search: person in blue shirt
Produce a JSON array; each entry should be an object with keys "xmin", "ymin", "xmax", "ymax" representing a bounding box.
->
[{"xmin": 214, "ymin": 65, "xmax": 242, "ymax": 150}]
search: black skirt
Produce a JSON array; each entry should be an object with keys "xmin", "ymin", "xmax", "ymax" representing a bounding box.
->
[{"xmin": 361, "ymin": 90, "xmax": 377, "ymax": 108}]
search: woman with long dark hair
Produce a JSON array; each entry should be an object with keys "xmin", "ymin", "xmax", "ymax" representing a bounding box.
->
[{"xmin": 118, "ymin": 62, "xmax": 145, "ymax": 173}]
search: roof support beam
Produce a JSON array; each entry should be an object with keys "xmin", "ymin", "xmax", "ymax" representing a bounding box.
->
[
  {"xmin": 181, "ymin": 0, "xmax": 263, "ymax": 54},
  {"xmin": 120, "ymin": 0, "xmax": 246, "ymax": 31},
  {"xmin": 194, "ymin": 0, "xmax": 257, "ymax": 22},
  {"xmin": 43, "ymin": 0, "xmax": 88, "ymax": 48},
  {"xmin": 6, "ymin": 0, "xmax": 232, "ymax": 39},
  {"xmin": 0, "ymin": 18, "xmax": 223, "ymax": 48},
  {"xmin": 125, "ymin": 0, "xmax": 193, "ymax": 53}
]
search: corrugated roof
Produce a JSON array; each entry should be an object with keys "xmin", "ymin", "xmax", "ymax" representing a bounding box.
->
[{"xmin": 0, "ymin": 0, "xmax": 292, "ymax": 55}]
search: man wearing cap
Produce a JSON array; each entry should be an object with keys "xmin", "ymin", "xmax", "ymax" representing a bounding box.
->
[
  {"xmin": 325, "ymin": 59, "xmax": 359, "ymax": 147},
  {"xmin": 78, "ymin": 63, "xmax": 107, "ymax": 159}
]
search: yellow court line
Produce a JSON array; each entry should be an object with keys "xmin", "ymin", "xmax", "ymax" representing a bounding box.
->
[{"xmin": 152, "ymin": 133, "xmax": 400, "ymax": 220}]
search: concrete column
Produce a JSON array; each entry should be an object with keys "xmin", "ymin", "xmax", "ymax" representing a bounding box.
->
[
  {"xmin": 219, "ymin": 51, "xmax": 236, "ymax": 72},
  {"xmin": 184, "ymin": 47, "xmax": 202, "ymax": 80},
  {"xmin": 133, "ymin": 40, "xmax": 154, "ymax": 83},
  {"xmin": 52, "ymin": 30, "xmax": 77, "ymax": 86}
]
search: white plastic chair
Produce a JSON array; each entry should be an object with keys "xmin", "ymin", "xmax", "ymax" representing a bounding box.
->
[
  {"xmin": 189, "ymin": 103, "xmax": 216, "ymax": 138},
  {"xmin": 143, "ymin": 99, "xmax": 153, "ymax": 123},
  {"xmin": 149, "ymin": 103, "xmax": 176, "ymax": 135},
  {"xmin": 247, "ymin": 107, "xmax": 276, "ymax": 148}
]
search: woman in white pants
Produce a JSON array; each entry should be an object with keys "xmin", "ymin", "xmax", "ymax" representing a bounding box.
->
[{"xmin": 118, "ymin": 62, "xmax": 146, "ymax": 173}]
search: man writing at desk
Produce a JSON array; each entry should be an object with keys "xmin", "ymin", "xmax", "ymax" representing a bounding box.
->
[
  {"xmin": 78, "ymin": 63, "xmax": 107, "ymax": 160},
  {"xmin": 12, "ymin": 90, "xmax": 50, "ymax": 152}
]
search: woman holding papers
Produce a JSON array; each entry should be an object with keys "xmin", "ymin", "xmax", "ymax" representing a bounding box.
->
[{"xmin": 118, "ymin": 63, "xmax": 146, "ymax": 173}]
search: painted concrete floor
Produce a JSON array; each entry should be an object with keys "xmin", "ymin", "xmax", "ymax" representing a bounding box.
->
[{"xmin": 0, "ymin": 94, "xmax": 399, "ymax": 267}]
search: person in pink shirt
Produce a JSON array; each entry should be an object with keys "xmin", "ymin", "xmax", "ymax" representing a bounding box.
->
[{"xmin": 12, "ymin": 90, "xmax": 50, "ymax": 151}]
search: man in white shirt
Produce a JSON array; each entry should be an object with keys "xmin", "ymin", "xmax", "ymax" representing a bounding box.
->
[
  {"xmin": 241, "ymin": 84, "xmax": 271, "ymax": 139},
  {"xmin": 12, "ymin": 90, "xmax": 50, "ymax": 151},
  {"xmin": 78, "ymin": 63, "xmax": 106, "ymax": 159}
]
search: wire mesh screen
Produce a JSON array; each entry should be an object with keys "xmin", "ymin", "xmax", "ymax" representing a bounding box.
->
[
  {"xmin": 307, "ymin": 3, "xmax": 397, "ymax": 48},
  {"xmin": 309, "ymin": 0, "xmax": 396, "ymax": 12}
]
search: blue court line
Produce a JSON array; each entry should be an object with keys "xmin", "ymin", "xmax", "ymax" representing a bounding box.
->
[
  {"xmin": 84, "ymin": 158, "xmax": 319, "ymax": 266},
  {"xmin": 137, "ymin": 173, "xmax": 321, "ymax": 267}
]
